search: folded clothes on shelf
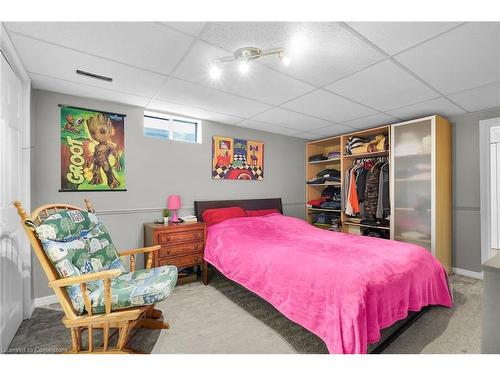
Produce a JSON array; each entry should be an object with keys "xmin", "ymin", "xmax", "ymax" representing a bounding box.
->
[
  {"xmin": 360, "ymin": 218, "xmax": 390, "ymax": 227},
  {"xmin": 307, "ymin": 168, "xmax": 341, "ymax": 185},
  {"xmin": 320, "ymin": 200, "xmax": 341, "ymax": 210},
  {"xmin": 345, "ymin": 134, "xmax": 387, "ymax": 155},
  {"xmin": 326, "ymin": 151, "xmax": 341, "ymax": 159},
  {"xmin": 321, "ymin": 185, "xmax": 341, "ymax": 199},
  {"xmin": 307, "ymin": 177, "xmax": 327, "ymax": 184},
  {"xmin": 308, "ymin": 153, "xmax": 328, "ymax": 162},
  {"xmin": 307, "ymin": 198, "xmax": 327, "ymax": 208},
  {"xmin": 311, "ymin": 212, "xmax": 341, "ymax": 226},
  {"xmin": 316, "ymin": 168, "xmax": 341, "ymax": 180}
]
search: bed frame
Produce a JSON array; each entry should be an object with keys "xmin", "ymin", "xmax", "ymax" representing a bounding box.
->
[
  {"xmin": 193, "ymin": 197, "xmax": 429, "ymax": 354},
  {"xmin": 194, "ymin": 197, "xmax": 283, "ymax": 220}
]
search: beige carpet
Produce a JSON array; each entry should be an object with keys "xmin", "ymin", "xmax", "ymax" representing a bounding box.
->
[
  {"xmin": 8, "ymin": 273, "xmax": 482, "ymax": 354},
  {"xmin": 152, "ymin": 281, "xmax": 296, "ymax": 354},
  {"xmin": 152, "ymin": 274, "xmax": 482, "ymax": 354}
]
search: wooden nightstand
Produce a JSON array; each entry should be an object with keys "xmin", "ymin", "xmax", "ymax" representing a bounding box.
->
[{"xmin": 144, "ymin": 221, "xmax": 208, "ymax": 285}]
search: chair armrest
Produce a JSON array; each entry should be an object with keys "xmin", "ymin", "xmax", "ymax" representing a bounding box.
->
[
  {"xmin": 119, "ymin": 245, "xmax": 160, "ymax": 271},
  {"xmin": 48, "ymin": 269, "xmax": 122, "ymax": 288},
  {"xmin": 118, "ymin": 245, "xmax": 160, "ymax": 257}
]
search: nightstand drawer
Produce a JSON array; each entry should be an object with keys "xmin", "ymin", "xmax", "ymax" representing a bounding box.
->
[
  {"xmin": 161, "ymin": 253, "xmax": 204, "ymax": 267},
  {"xmin": 158, "ymin": 230, "xmax": 203, "ymax": 244},
  {"xmin": 159, "ymin": 241, "xmax": 204, "ymax": 257}
]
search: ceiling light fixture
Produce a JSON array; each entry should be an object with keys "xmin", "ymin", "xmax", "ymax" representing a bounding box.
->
[
  {"xmin": 279, "ymin": 53, "xmax": 291, "ymax": 67},
  {"xmin": 238, "ymin": 61, "xmax": 250, "ymax": 74},
  {"xmin": 209, "ymin": 65, "xmax": 222, "ymax": 80},
  {"xmin": 209, "ymin": 46, "xmax": 289, "ymax": 79}
]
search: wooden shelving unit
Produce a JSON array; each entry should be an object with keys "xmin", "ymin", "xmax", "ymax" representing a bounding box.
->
[
  {"xmin": 305, "ymin": 125, "xmax": 391, "ymax": 234},
  {"xmin": 305, "ymin": 136, "xmax": 341, "ymax": 227}
]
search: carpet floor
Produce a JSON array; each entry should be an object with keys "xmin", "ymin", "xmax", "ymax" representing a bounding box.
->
[{"xmin": 7, "ymin": 274, "xmax": 482, "ymax": 354}]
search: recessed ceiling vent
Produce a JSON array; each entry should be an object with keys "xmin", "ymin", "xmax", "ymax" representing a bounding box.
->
[{"xmin": 76, "ymin": 69, "xmax": 113, "ymax": 82}]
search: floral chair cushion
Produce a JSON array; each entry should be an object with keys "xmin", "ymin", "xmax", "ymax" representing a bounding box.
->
[
  {"xmin": 34, "ymin": 209, "xmax": 126, "ymax": 314},
  {"xmin": 89, "ymin": 265, "xmax": 178, "ymax": 314}
]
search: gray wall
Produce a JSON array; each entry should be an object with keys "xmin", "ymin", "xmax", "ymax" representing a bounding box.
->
[
  {"xmin": 31, "ymin": 88, "xmax": 500, "ymax": 297},
  {"xmin": 31, "ymin": 89, "xmax": 306, "ymax": 299},
  {"xmin": 451, "ymin": 106, "xmax": 500, "ymax": 272}
]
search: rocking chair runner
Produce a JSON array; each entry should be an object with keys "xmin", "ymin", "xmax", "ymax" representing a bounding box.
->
[{"xmin": 14, "ymin": 199, "xmax": 175, "ymax": 354}]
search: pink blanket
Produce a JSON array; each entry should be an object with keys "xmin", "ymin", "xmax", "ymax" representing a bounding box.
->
[{"xmin": 204, "ymin": 214, "xmax": 453, "ymax": 354}]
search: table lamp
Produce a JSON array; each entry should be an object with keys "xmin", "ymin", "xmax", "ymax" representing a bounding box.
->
[{"xmin": 167, "ymin": 195, "xmax": 181, "ymax": 223}]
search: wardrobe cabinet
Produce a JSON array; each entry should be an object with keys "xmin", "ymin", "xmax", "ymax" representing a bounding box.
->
[
  {"xmin": 390, "ymin": 115, "xmax": 451, "ymax": 273},
  {"xmin": 305, "ymin": 115, "xmax": 452, "ymax": 273}
]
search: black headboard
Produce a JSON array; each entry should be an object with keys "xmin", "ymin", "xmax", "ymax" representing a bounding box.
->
[{"xmin": 194, "ymin": 198, "xmax": 283, "ymax": 221}]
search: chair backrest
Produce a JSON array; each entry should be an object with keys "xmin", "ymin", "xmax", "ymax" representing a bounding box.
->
[{"xmin": 13, "ymin": 199, "xmax": 95, "ymax": 320}]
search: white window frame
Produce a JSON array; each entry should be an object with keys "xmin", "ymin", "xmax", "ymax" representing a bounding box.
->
[{"xmin": 144, "ymin": 111, "xmax": 202, "ymax": 144}]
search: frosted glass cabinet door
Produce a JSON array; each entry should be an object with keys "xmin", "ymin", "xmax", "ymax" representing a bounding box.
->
[{"xmin": 392, "ymin": 119, "xmax": 432, "ymax": 250}]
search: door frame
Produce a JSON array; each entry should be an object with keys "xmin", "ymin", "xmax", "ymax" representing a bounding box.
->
[
  {"xmin": 479, "ymin": 117, "xmax": 500, "ymax": 265},
  {"xmin": 0, "ymin": 23, "xmax": 32, "ymax": 319}
]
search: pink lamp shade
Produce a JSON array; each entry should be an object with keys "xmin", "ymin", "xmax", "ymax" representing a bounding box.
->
[{"xmin": 167, "ymin": 195, "xmax": 181, "ymax": 222}]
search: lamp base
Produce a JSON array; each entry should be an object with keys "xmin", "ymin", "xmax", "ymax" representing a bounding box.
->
[{"xmin": 170, "ymin": 210, "xmax": 180, "ymax": 223}]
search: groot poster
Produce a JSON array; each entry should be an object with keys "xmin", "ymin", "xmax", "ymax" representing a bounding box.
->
[{"xmin": 60, "ymin": 106, "xmax": 126, "ymax": 191}]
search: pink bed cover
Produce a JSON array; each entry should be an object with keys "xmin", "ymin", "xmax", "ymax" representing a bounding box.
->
[{"xmin": 204, "ymin": 213, "xmax": 453, "ymax": 354}]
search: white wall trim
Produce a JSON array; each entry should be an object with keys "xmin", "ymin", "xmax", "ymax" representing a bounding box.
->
[
  {"xmin": 33, "ymin": 295, "xmax": 59, "ymax": 309},
  {"xmin": 480, "ymin": 117, "xmax": 500, "ymax": 265},
  {"xmin": 95, "ymin": 201, "xmax": 305, "ymax": 216},
  {"xmin": 452, "ymin": 267, "xmax": 484, "ymax": 280}
]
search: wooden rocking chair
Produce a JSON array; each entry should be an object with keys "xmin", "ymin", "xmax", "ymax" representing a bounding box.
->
[{"xmin": 14, "ymin": 199, "xmax": 171, "ymax": 354}]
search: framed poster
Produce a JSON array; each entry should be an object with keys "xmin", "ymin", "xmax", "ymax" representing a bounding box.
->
[
  {"xmin": 60, "ymin": 105, "xmax": 126, "ymax": 191},
  {"xmin": 212, "ymin": 136, "xmax": 264, "ymax": 180}
]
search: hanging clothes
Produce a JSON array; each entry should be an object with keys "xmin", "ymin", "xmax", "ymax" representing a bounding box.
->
[
  {"xmin": 364, "ymin": 162, "xmax": 382, "ymax": 219},
  {"xmin": 342, "ymin": 167, "xmax": 350, "ymax": 212},
  {"xmin": 376, "ymin": 162, "xmax": 390, "ymax": 219},
  {"xmin": 344, "ymin": 157, "xmax": 388, "ymax": 220},
  {"xmin": 346, "ymin": 167, "xmax": 360, "ymax": 215}
]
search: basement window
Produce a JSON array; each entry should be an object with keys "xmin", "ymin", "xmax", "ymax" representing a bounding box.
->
[{"xmin": 144, "ymin": 111, "xmax": 201, "ymax": 144}]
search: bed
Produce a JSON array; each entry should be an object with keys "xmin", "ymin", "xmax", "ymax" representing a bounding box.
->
[{"xmin": 194, "ymin": 198, "xmax": 453, "ymax": 354}]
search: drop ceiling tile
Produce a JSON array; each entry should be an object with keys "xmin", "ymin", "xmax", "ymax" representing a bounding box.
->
[
  {"xmin": 31, "ymin": 73, "xmax": 150, "ymax": 107},
  {"xmin": 5, "ymin": 22, "xmax": 193, "ymax": 75},
  {"xmin": 155, "ymin": 78, "xmax": 271, "ymax": 118},
  {"xmin": 236, "ymin": 119, "xmax": 300, "ymax": 136},
  {"xmin": 11, "ymin": 34, "xmax": 165, "ymax": 97},
  {"xmin": 311, "ymin": 124, "xmax": 355, "ymax": 136},
  {"xmin": 252, "ymin": 108, "xmax": 332, "ymax": 132},
  {"xmin": 325, "ymin": 60, "xmax": 439, "ymax": 111},
  {"xmin": 173, "ymin": 41, "xmax": 315, "ymax": 105},
  {"xmin": 147, "ymin": 99, "xmax": 244, "ymax": 125},
  {"xmin": 342, "ymin": 113, "xmax": 398, "ymax": 129},
  {"xmin": 200, "ymin": 22, "xmax": 385, "ymax": 86},
  {"xmin": 347, "ymin": 22, "xmax": 461, "ymax": 55},
  {"xmin": 387, "ymin": 97, "xmax": 467, "ymax": 119},
  {"xmin": 161, "ymin": 22, "xmax": 206, "ymax": 36},
  {"xmin": 292, "ymin": 132, "xmax": 323, "ymax": 140},
  {"xmin": 395, "ymin": 22, "xmax": 500, "ymax": 94},
  {"xmin": 281, "ymin": 89, "xmax": 377, "ymax": 123},
  {"xmin": 447, "ymin": 82, "xmax": 500, "ymax": 112}
]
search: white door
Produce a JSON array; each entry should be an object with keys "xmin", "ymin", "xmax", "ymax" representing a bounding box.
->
[
  {"xmin": 491, "ymin": 143, "xmax": 498, "ymax": 250},
  {"xmin": 490, "ymin": 126, "xmax": 500, "ymax": 256},
  {"xmin": 0, "ymin": 52, "xmax": 25, "ymax": 350}
]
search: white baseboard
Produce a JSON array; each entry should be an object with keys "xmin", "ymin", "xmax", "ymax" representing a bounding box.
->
[
  {"xmin": 33, "ymin": 294, "xmax": 59, "ymax": 308},
  {"xmin": 452, "ymin": 267, "xmax": 484, "ymax": 280}
]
